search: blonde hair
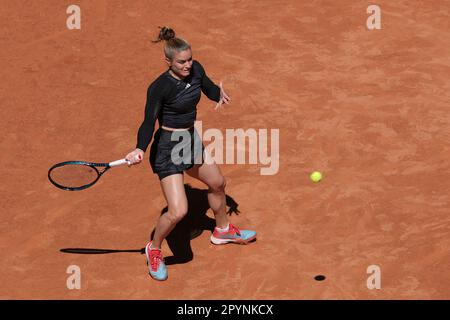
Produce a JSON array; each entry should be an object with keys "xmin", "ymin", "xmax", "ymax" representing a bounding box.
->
[{"xmin": 152, "ymin": 26, "xmax": 191, "ymax": 60}]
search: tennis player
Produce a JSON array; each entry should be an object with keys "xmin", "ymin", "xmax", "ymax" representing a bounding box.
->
[{"xmin": 125, "ymin": 27, "xmax": 256, "ymax": 281}]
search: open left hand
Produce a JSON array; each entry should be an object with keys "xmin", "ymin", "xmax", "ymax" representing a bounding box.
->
[{"xmin": 215, "ymin": 81, "xmax": 231, "ymax": 110}]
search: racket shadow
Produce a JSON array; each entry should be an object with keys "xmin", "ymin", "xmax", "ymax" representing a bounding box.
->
[
  {"xmin": 60, "ymin": 248, "xmax": 145, "ymax": 254},
  {"xmin": 151, "ymin": 183, "xmax": 240, "ymax": 266}
]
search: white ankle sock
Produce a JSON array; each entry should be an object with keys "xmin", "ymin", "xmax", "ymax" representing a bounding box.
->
[
  {"xmin": 149, "ymin": 243, "xmax": 161, "ymax": 250},
  {"xmin": 216, "ymin": 223, "xmax": 229, "ymax": 232}
]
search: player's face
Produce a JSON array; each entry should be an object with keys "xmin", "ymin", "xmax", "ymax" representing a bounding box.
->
[{"xmin": 167, "ymin": 49, "xmax": 193, "ymax": 79}]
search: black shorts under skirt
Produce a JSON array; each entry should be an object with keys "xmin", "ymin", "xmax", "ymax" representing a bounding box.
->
[{"xmin": 149, "ymin": 127, "xmax": 205, "ymax": 180}]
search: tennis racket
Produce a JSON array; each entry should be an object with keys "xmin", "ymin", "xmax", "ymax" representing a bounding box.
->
[{"xmin": 48, "ymin": 158, "xmax": 131, "ymax": 191}]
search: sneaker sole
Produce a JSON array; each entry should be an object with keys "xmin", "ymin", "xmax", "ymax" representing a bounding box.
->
[
  {"xmin": 210, "ymin": 234, "xmax": 256, "ymax": 245},
  {"xmin": 145, "ymin": 244, "xmax": 168, "ymax": 281}
]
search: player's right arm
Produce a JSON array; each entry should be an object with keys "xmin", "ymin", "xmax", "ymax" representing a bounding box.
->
[{"xmin": 126, "ymin": 81, "xmax": 166, "ymax": 166}]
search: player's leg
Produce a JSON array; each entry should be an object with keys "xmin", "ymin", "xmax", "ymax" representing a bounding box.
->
[
  {"xmin": 185, "ymin": 151, "xmax": 256, "ymax": 245},
  {"xmin": 152, "ymin": 173, "xmax": 188, "ymax": 248},
  {"xmin": 186, "ymin": 150, "xmax": 228, "ymax": 228},
  {"xmin": 146, "ymin": 173, "xmax": 187, "ymax": 281}
]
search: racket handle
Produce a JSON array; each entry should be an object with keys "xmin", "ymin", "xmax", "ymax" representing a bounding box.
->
[{"xmin": 109, "ymin": 159, "xmax": 131, "ymax": 167}]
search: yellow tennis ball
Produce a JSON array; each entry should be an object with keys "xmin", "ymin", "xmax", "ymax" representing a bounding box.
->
[{"xmin": 310, "ymin": 171, "xmax": 322, "ymax": 182}]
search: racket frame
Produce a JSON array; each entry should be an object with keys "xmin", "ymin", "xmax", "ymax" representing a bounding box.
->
[{"xmin": 48, "ymin": 159, "xmax": 128, "ymax": 191}]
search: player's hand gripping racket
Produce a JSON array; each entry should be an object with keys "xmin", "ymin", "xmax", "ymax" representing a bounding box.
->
[{"xmin": 48, "ymin": 158, "xmax": 131, "ymax": 191}]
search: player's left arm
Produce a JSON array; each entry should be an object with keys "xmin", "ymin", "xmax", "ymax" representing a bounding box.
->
[{"xmin": 197, "ymin": 61, "xmax": 231, "ymax": 109}]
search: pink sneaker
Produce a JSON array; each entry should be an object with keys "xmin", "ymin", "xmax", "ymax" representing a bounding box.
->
[
  {"xmin": 210, "ymin": 224, "xmax": 256, "ymax": 245},
  {"xmin": 145, "ymin": 242, "xmax": 168, "ymax": 281}
]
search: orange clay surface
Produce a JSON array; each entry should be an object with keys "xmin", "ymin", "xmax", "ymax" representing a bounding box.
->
[{"xmin": 1, "ymin": 0, "xmax": 449, "ymax": 299}]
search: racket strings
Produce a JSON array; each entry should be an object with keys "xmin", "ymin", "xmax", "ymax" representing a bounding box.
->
[{"xmin": 49, "ymin": 164, "xmax": 99, "ymax": 189}]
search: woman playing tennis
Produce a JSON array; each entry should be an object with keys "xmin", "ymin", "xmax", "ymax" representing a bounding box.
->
[{"xmin": 124, "ymin": 27, "xmax": 256, "ymax": 281}]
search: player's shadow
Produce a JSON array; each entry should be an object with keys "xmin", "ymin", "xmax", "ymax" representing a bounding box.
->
[
  {"xmin": 60, "ymin": 184, "xmax": 240, "ymax": 266},
  {"xmin": 150, "ymin": 183, "xmax": 240, "ymax": 265}
]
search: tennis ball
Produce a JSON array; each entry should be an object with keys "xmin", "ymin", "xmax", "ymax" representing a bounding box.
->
[{"xmin": 310, "ymin": 171, "xmax": 322, "ymax": 183}]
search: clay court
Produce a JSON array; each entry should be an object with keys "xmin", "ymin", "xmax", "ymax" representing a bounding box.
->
[{"xmin": 1, "ymin": 0, "xmax": 449, "ymax": 299}]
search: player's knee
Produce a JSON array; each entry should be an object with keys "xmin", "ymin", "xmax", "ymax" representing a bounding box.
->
[
  {"xmin": 168, "ymin": 204, "xmax": 188, "ymax": 223},
  {"xmin": 210, "ymin": 176, "xmax": 226, "ymax": 193}
]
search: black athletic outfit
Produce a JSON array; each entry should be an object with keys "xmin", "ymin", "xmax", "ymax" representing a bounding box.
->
[{"xmin": 136, "ymin": 60, "xmax": 221, "ymax": 180}]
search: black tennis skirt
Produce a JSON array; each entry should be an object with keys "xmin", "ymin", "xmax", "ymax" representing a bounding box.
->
[{"xmin": 149, "ymin": 127, "xmax": 205, "ymax": 180}]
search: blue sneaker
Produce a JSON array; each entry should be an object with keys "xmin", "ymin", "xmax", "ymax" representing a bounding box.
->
[
  {"xmin": 145, "ymin": 242, "xmax": 168, "ymax": 281},
  {"xmin": 210, "ymin": 224, "xmax": 256, "ymax": 245}
]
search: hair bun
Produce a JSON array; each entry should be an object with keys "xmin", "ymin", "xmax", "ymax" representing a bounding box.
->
[
  {"xmin": 151, "ymin": 26, "xmax": 191, "ymax": 59},
  {"xmin": 158, "ymin": 26, "xmax": 175, "ymax": 41}
]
